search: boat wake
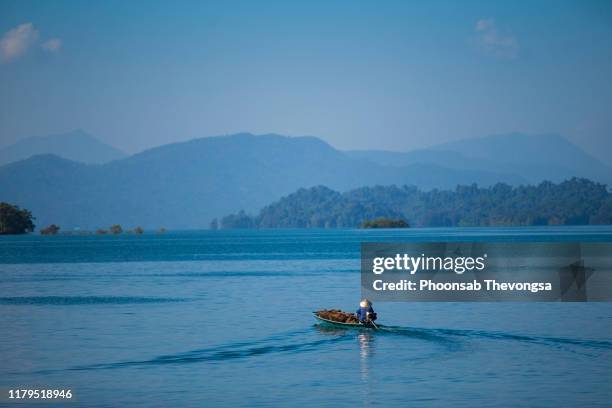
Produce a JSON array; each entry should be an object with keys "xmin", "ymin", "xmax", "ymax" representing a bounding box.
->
[
  {"xmin": 27, "ymin": 324, "xmax": 612, "ymax": 375},
  {"xmin": 378, "ymin": 325, "xmax": 612, "ymax": 351},
  {"xmin": 62, "ymin": 328, "xmax": 353, "ymax": 372}
]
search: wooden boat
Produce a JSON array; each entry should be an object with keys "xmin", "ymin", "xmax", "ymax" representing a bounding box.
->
[{"xmin": 312, "ymin": 312, "xmax": 379, "ymax": 329}]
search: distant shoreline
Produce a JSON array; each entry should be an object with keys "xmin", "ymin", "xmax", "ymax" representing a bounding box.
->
[{"xmin": 2, "ymin": 224, "xmax": 609, "ymax": 237}]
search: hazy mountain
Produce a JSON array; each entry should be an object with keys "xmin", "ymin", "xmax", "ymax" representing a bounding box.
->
[
  {"xmin": 347, "ymin": 133, "xmax": 612, "ymax": 185},
  {"xmin": 0, "ymin": 133, "xmax": 524, "ymax": 230},
  {"xmin": 0, "ymin": 129, "xmax": 126, "ymax": 165}
]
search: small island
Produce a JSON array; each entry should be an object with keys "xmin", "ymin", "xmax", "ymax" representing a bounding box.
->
[{"xmin": 361, "ymin": 218, "xmax": 409, "ymax": 229}]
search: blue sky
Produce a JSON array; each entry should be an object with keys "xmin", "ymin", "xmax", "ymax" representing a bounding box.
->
[{"xmin": 1, "ymin": 0, "xmax": 611, "ymax": 164}]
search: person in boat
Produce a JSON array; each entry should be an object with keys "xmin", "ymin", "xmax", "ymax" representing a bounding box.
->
[{"xmin": 356, "ymin": 299, "xmax": 377, "ymax": 323}]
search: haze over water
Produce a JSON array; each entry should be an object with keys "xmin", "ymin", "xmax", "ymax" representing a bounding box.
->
[{"xmin": 1, "ymin": 227, "xmax": 611, "ymax": 407}]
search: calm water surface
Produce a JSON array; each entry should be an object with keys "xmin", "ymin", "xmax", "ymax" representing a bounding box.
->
[{"xmin": 1, "ymin": 227, "xmax": 611, "ymax": 407}]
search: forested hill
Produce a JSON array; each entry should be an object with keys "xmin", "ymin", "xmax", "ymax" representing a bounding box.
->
[{"xmin": 219, "ymin": 178, "xmax": 612, "ymax": 228}]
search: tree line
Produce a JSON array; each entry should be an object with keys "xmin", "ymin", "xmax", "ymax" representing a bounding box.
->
[
  {"xmin": 218, "ymin": 178, "xmax": 612, "ymax": 228},
  {"xmin": 0, "ymin": 203, "xmax": 164, "ymax": 235}
]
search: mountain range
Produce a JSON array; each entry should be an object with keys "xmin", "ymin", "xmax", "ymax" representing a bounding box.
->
[
  {"xmin": 347, "ymin": 133, "xmax": 611, "ymax": 185},
  {"xmin": 0, "ymin": 131, "xmax": 609, "ymax": 230}
]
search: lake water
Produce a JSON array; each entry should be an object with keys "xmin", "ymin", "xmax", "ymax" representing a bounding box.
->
[{"xmin": 1, "ymin": 227, "xmax": 611, "ymax": 407}]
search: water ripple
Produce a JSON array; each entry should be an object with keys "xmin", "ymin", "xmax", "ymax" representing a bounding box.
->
[{"xmin": 0, "ymin": 296, "xmax": 187, "ymax": 305}]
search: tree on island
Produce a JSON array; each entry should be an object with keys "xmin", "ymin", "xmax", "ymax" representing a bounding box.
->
[
  {"xmin": 0, "ymin": 202, "xmax": 35, "ymax": 235},
  {"xmin": 40, "ymin": 224, "xmax": 61, "ymax": 235},
  {"xmin": 109, "ymin": 224, "xmax": 123, "ymax": 234},
  {"xmin": 134, "ymin": 226, "xmax": 144, "ymax": 234},
  {"xmin": 361, "ymin": 218, "xmax": 410, "ymax": 229}
]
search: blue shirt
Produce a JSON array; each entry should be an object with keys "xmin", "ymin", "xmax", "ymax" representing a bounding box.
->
[{"xmin": 356, "ymin": 306, "xmax": 374, "ymax": 322}]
